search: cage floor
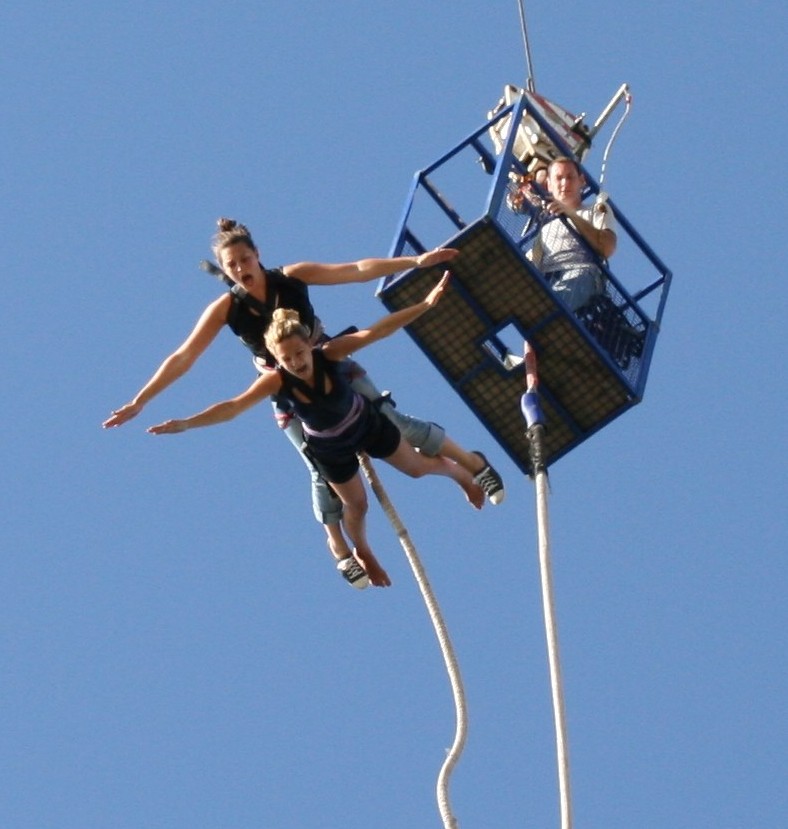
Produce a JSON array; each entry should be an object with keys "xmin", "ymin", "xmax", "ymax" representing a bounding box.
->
[{"xmin": 378, "ymin": 219, "xmax": 639, "ymax": 473}]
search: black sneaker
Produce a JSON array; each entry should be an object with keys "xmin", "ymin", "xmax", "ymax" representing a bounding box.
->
[
  {"xmin": 337, "ymin": 556, "xmax": 370, "ymax": 589},
  {"xmin": 472, "ymin": 452, "xmax": 505, "ymax": 505}
]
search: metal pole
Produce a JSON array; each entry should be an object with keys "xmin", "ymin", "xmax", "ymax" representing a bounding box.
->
[
  {"xmin": 588, "ymin": 83, "xmax": 630, "ymax": 139},
  {"xmin": 516, "ymin": 0, "xmax": 537, "ymax": 93}
]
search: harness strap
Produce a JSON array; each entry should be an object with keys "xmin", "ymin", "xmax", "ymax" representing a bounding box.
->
[{"xmin": 301, "ymin": 392, "xmax": 365, "ymax": 439}]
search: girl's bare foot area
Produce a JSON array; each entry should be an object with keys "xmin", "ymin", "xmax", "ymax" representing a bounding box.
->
[
  {"xmin": 461, "ymin": 479, "xmax": 485, "ymax": 510},
  {"xmin": 354, "ymin": 546, "xmax": 392, "ymax": 587},
  {"xmin": 327, "ymin": 535, "xmax": 352, "ymax": 561}
]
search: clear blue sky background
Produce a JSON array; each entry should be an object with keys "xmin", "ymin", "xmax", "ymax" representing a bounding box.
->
[{"xmin": 2, "ymin": 2, "xmax": 785, "ymax": 827}]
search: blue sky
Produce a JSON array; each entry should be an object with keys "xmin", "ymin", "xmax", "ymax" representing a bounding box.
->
[{"xmin": 2, "ymin": 2, "xmax": 786, "ymax": 827}]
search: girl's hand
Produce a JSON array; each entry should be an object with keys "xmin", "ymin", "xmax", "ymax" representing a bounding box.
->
[
  {"xmin": 147, "ymin": 419, "xmax": 188, "ymax": 435},
  {"xmin": 415, "ymin": 248, "xmax": 459, "ymax": 269},
  {"xmin": 424, "ymin": 271, "xmax": 451, "ymax": 308}
]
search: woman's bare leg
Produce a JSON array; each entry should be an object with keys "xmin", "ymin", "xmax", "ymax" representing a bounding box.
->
[
  {"xmin": 435, "ymin": 436, "xmax": 486, "ymax": 474},
  {"xmin": 330, "ymin": 475, "xmax": 391, "ymax": 587},
  {"xmin": 433, "ymin": 436, "xmax": 506, "ymax": 505},
  {"xmin": 325, "ymin": 523, "xmax": 353, "ymax": 561},
  {"xmin": 384, "ymin": 441, "xmax": 485, "ymax": 509}
]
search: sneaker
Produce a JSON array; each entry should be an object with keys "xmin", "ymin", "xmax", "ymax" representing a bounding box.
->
[
  {"xmin": 472, "ymin": 452, "xmax": 505, "ymax": 505},
  {"xmin": 337, "ymin": 556, "xmax": 370, "ymax": 590}
]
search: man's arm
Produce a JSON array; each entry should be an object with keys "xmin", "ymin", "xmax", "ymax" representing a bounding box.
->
[{"xmin": 547, "ymin": 202, "xmax": 617, "ymax": 259}]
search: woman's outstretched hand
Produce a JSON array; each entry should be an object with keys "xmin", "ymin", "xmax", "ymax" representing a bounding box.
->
[
  {"xmin": 102, "ymin": 402, "xmax": 143, "ymax": 429},
  {"xmin": 415, "ymin": 248, "xmax": 459, "ymax": 269},
  {"xmin": 147, "ymin": 419, "xmax": 188, "ymax": 435},
  {"xmin": 423, "ymin": 271, "xmax": 451, "ymax": 308}
]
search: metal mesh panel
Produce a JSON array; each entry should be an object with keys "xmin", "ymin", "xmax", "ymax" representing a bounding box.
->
[{"xmin": 380, "ymin": 221, "xmax": 638, "ymax": 473}]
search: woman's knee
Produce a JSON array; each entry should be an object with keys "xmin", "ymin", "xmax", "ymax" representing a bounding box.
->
[
  {"xmin": 336, "ymin": 481, "xmax": 368, "ymax": 515},
  {"xmin": 388, "ymin": 445, "xmax": 429, "ymax": 479},
  {"xmin": 346, "ymin": 485, "xmax": 369, "ymax": 509}
]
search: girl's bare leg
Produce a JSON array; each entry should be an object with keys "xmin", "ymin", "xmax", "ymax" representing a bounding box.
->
[
  {"xmin": 434, "ymin": 436, "xmax": 506, "ymax": 505},
  {"xmin": 435, "ymin": 436, "xmax": 488, "ymax": 475},
  {"xmin": 325, "ymin": 522, "xmax": 353, "ymax": 561},
  {"xmin": 385, "ymin": 441, "xmax": 485, "ymax": 509},
  {"xmin": 330, "ymin": 475, "xmax": 391, "ymax": 587}
]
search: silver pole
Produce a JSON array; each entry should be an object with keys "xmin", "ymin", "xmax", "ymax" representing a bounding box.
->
[
  {"xmin": 588, "ymin": 83, "xmax": 630, "ymax": 139},
  {"xmin": 523, "ymin": 343, "xmax": 573, "ymax": 829},
  {"xmin": 517, "ymin": 0, "xmax": 537, "ymax": 93},
  {"xmin": 532, "ymin": 439, "xmax": 572, "ymax": 829}
]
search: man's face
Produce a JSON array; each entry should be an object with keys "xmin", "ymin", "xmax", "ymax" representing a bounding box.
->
[{"xmin": 547, "ymin": 161, "xmax": 584, "ymax": 207}]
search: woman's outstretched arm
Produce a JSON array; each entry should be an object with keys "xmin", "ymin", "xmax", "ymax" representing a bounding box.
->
[
  {"xmin": 103, "ymin": 295, "xmax": 231, "ymax": 428},
  {"xmin": 283, "ymin": 248, "xmax": 458, "ymax": 286}
]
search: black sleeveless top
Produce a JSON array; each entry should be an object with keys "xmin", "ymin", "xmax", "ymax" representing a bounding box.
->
[
  {"xmin": 276, "ymin": 350, "xmax": 361, "ymax": 433},
  {"xmin": 225, "ymin": 267, "xmax": 318, "ymax": 367}
]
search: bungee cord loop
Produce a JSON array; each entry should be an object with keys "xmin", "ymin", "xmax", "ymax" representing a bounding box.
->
[
  {"xmin": 357, "ymin": 453, "xmax": 468, "ymax": 829},
  {"xmin": 598, "ymin": 87, "xmax": 632, "ymax": 188}
]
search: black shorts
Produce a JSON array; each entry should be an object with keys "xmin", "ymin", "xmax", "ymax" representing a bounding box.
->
[{"xmin": 307, "ymin": 404, "xmax": 401, "ymax": 484}]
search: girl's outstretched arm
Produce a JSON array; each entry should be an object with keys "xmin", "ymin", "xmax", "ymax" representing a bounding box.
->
[
  {"xmin": 283, "ymin": 248, "xmax": 458, "ymax": 286},
  {"xmin": 147, "ymin": 371, "xmax": 281, "ymax": 435},
  {"xmin": 323, "ymin": 272, "xmax": 451, "ymax": 362}
]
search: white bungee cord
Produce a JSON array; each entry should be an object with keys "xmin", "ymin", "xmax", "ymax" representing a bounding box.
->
[
  {"xmin": 598, "ymin": 87, "xmax": 633, "ymax": 189},
  {"xmin": 358, "ymin": 453, "xmax": 467, "ymax": 829}
]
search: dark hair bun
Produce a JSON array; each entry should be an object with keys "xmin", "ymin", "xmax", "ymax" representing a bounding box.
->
[{"xmin": 217, "ymin": 217, "xmax": 237, "ymax": 232}]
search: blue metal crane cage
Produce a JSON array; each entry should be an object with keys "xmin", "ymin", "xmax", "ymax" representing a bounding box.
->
[{"xmin": 376, "ymin": 91, "xmax": 672, "ymax": 475}]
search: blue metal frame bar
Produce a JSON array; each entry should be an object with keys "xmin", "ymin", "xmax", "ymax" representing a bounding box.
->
[
  {"xmin": 420, "ymin": 175, "xmax": 466, "ymax": 231},
  {"xmin": 484, "ymin": 93, "xmax": 531, "ymax": 219}
]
